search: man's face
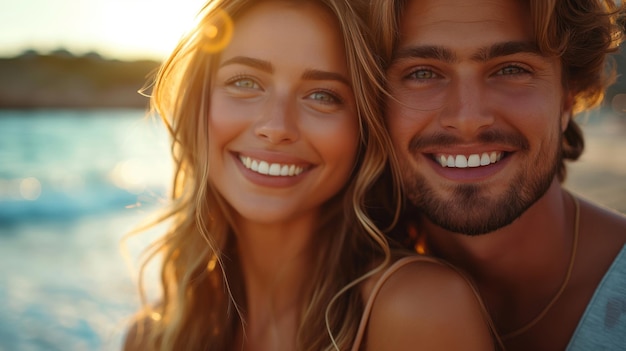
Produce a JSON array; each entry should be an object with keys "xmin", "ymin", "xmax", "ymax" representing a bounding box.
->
[{"xmin": 386, "ymin": 0, "xmax": 571, "ymax": 235}]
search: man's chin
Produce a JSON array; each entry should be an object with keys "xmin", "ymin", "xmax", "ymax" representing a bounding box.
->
[
  {"xmin": 416, "ymin": 184, "xmax": 546, "ymax": 236},
  {"xmin": 424, "ymin": 210, "xmax": 519, "ymax": 236},
  {"xmin": 412, "ymin": 184, "xmax": 532, "ymax": 236}
]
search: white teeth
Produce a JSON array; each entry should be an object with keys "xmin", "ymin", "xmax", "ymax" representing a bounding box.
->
[
  {"xmin": 239, "ymin": 155, "xmax": 304, "ymax": 176},
  {"xmin": 467, "ymin": 154, "xmax": 480, "ymax": 167},
  {"xmin": 447, "ymin": 155, "xmax": 455, "ymax": 167},
  {"xmin": 258, "ymin": 161, "xmax": 269, "ymax": 175},
  {"xmin": 455, "ymin": 155, "xmax": 468, "ymax": 168},
  {"xmin": 268, "ymin": 163, "xmax": 281, "ymax": 176},
  {"xmin": 437, "ymin": 152, "xmax": 503, "ymax": 168},
  {"xmin": 480, "ymin": 153, "xmax": 490, "ymax": 166},
  {"xmin": 490, "ymin": 152, "xmax": 497, "ymax": 163}
]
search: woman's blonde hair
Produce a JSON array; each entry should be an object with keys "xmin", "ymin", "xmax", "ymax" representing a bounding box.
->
[
  {"xmin": 126, "ymin": 0, "xmax": 401, "ymax": 349},
  {"xmin": 369, "ymin": 0, "xmax": 624, "ymax": 182}
]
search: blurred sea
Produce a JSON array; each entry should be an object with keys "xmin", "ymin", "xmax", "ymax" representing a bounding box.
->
[
  {"xmin": 0, "ymin": 109, "xmax": 170, "ymax": 351},
  {"xmin": 0, "ymin": 109, "xmax": 624, "ymax": 351}
]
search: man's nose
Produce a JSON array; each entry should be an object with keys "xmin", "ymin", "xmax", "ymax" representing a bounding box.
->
[{"xmin": 439, "ymin": 78, "xmax": 495, "ymax": 135}]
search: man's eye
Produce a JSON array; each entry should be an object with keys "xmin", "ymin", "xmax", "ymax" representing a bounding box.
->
[
  {"xmin": 406, "ymin": 69, "xmax": 439, "ymax": 80},
  {"xmin": 308, "ymin": 91, "xmax": 341, "ymax": 104},
  {"xmin": 497, "ymin": 65, "xmax": 528, "ymax": 75}
]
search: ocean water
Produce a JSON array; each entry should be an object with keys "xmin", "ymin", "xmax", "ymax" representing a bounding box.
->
[{"xmin": 0, "ymin": 110, "xmax": 171, "ymax": 351}]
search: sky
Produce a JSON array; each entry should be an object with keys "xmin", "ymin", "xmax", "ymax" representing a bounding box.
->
[{"xmin": 1, "ymin": 0, "xmax": 206, "ymax": 61}]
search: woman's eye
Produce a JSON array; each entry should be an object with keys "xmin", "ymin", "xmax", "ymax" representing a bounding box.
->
[{"xmin": 231, "ymin": 78, "xmax": 260, "ymax": 89}]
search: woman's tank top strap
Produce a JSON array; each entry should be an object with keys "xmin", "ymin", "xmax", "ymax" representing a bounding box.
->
[{"xmin": 350, "ymin": 255, "xmax": 505, "ymax": 351}]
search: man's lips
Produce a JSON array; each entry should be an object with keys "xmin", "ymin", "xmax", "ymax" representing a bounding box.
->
[
  {"xmin": 409, "ymin": 131, "xmax": 528, "ymax": 170},
  {"xmin": 419, "ymin": 149, "xmax": 513, "ymax": 182},
  {"xmin": 432, "ymin": 151, "xmax": 505, "ymax": 168}
]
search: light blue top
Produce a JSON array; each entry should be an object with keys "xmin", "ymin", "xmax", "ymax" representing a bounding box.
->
[{"xmin": 567, "ymin": 244, "xmax": 626, "ymax": 351}]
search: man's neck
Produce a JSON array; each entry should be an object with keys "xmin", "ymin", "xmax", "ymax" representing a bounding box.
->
[{"xmin": 417, "ymin": 179, "xmax": 576, "ymax": 333}]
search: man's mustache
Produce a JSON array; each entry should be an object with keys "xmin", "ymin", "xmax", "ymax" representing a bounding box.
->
[{"xmin": 408, "ymin": 130, "xmax": 530, "ymax": 152}]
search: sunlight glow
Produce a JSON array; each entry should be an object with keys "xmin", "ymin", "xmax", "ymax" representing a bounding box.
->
[
  {"xmin": 2, "ymin": 0, "xmax": 207, "ymax": 60},
  {"xmin": 200, "ymin": 9, "xmax": 234, "ymax": 53},
  {"xmin": 95, "ymin": 0, "xmax": 206, "ymax": 60},
  {"xmin": 110, "ymin": 159, "xmax": 150, "ymax": 194}
]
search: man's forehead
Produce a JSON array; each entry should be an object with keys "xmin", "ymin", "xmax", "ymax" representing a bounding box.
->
[{"xmin": 396, "ymin": 0, "xmax": 534, "ymax": 52}]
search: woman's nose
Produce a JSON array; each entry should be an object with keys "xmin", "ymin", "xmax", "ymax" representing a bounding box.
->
[{"xmin": 254, "ymin": 96, "xmax": 300, "ymax": 144}]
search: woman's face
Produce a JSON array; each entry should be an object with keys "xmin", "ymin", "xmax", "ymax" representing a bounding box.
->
[{"xmin": 208, "ymin": 1, "xmax": 359, "ymax": 226}]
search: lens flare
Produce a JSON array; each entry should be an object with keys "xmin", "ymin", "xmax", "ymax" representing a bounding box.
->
[
  {"xmin": 205, "ymin": 25, "xmax": 219, "ymax": 39},
  {"xmin": 200, "ymin": 9, "xmax": 234, "ymax": 53}
]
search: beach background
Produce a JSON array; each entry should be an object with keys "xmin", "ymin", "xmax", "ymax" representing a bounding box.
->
[
  {"xmin": 1, "ymin": 2, "xmax": 626, "ymax": 349},
  {"xmin": 566, "ymin": 113, "xmax": 626, "ymax": 214},
  {"xmin": 0, "ymin": 109, "xmax": 171, "ymax": 351}
]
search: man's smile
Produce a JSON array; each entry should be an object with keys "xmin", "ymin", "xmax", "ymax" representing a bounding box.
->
[{"xmin": 433, "ymin": 151, "xmax": 504, "ymax": 168}]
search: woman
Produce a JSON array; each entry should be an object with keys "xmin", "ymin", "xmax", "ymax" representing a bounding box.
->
[{"xmin": 124, "ymin": 0, "xmax": 496, "ymax": 350}]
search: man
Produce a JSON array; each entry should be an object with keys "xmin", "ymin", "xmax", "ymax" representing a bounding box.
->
[{"xmin": 370, "ymin": 0, "xmax": 626, "ymax": 350}]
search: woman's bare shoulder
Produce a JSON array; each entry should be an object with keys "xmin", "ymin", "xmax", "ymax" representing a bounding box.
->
[{"xmin": 364, "ymin": 256, "xmax": 495, "ymax": 350}]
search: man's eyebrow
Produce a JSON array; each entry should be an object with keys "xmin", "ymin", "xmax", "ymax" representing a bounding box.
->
[
  {"xmin": 391, "ymin": 41, "xmax": 542, "ymax": 65},
  {"xmin": 219, "ymin": 56, "xmax": 274, "ymax": 73},
  {"xmin": 302, "ymin": 69, "xmax": 351, "ymax": 87},
  {"xmin": 392, "ymin": 45, "xmax": 457, "ymax": 64},
  {"xmin": 472, "ymin": 41, "xmax": 541, "ymax": 61}
]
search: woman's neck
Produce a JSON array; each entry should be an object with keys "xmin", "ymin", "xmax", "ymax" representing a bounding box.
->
[{"xmin": 234, "ymin": 214, "xmax": 317, "ymax": 350}]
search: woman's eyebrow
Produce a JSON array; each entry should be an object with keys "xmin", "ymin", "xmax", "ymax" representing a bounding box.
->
[
  {"xmin": 219, "ymin": 56, "xmax": 274, "ymax": 73},
  {"xmin": 302, "ymin": 69, "xmax": 350, "ymax": 86}
]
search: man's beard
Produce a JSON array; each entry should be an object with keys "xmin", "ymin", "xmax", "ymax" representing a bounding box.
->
[{"xmin": 402, "ymin": 132, "xmax": 561, "ymax": 236}]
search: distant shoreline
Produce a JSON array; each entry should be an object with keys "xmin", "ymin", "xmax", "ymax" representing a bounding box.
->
[{"xmin": 0, "ymin": 51, "xmax": 159, "ymax": 109}]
